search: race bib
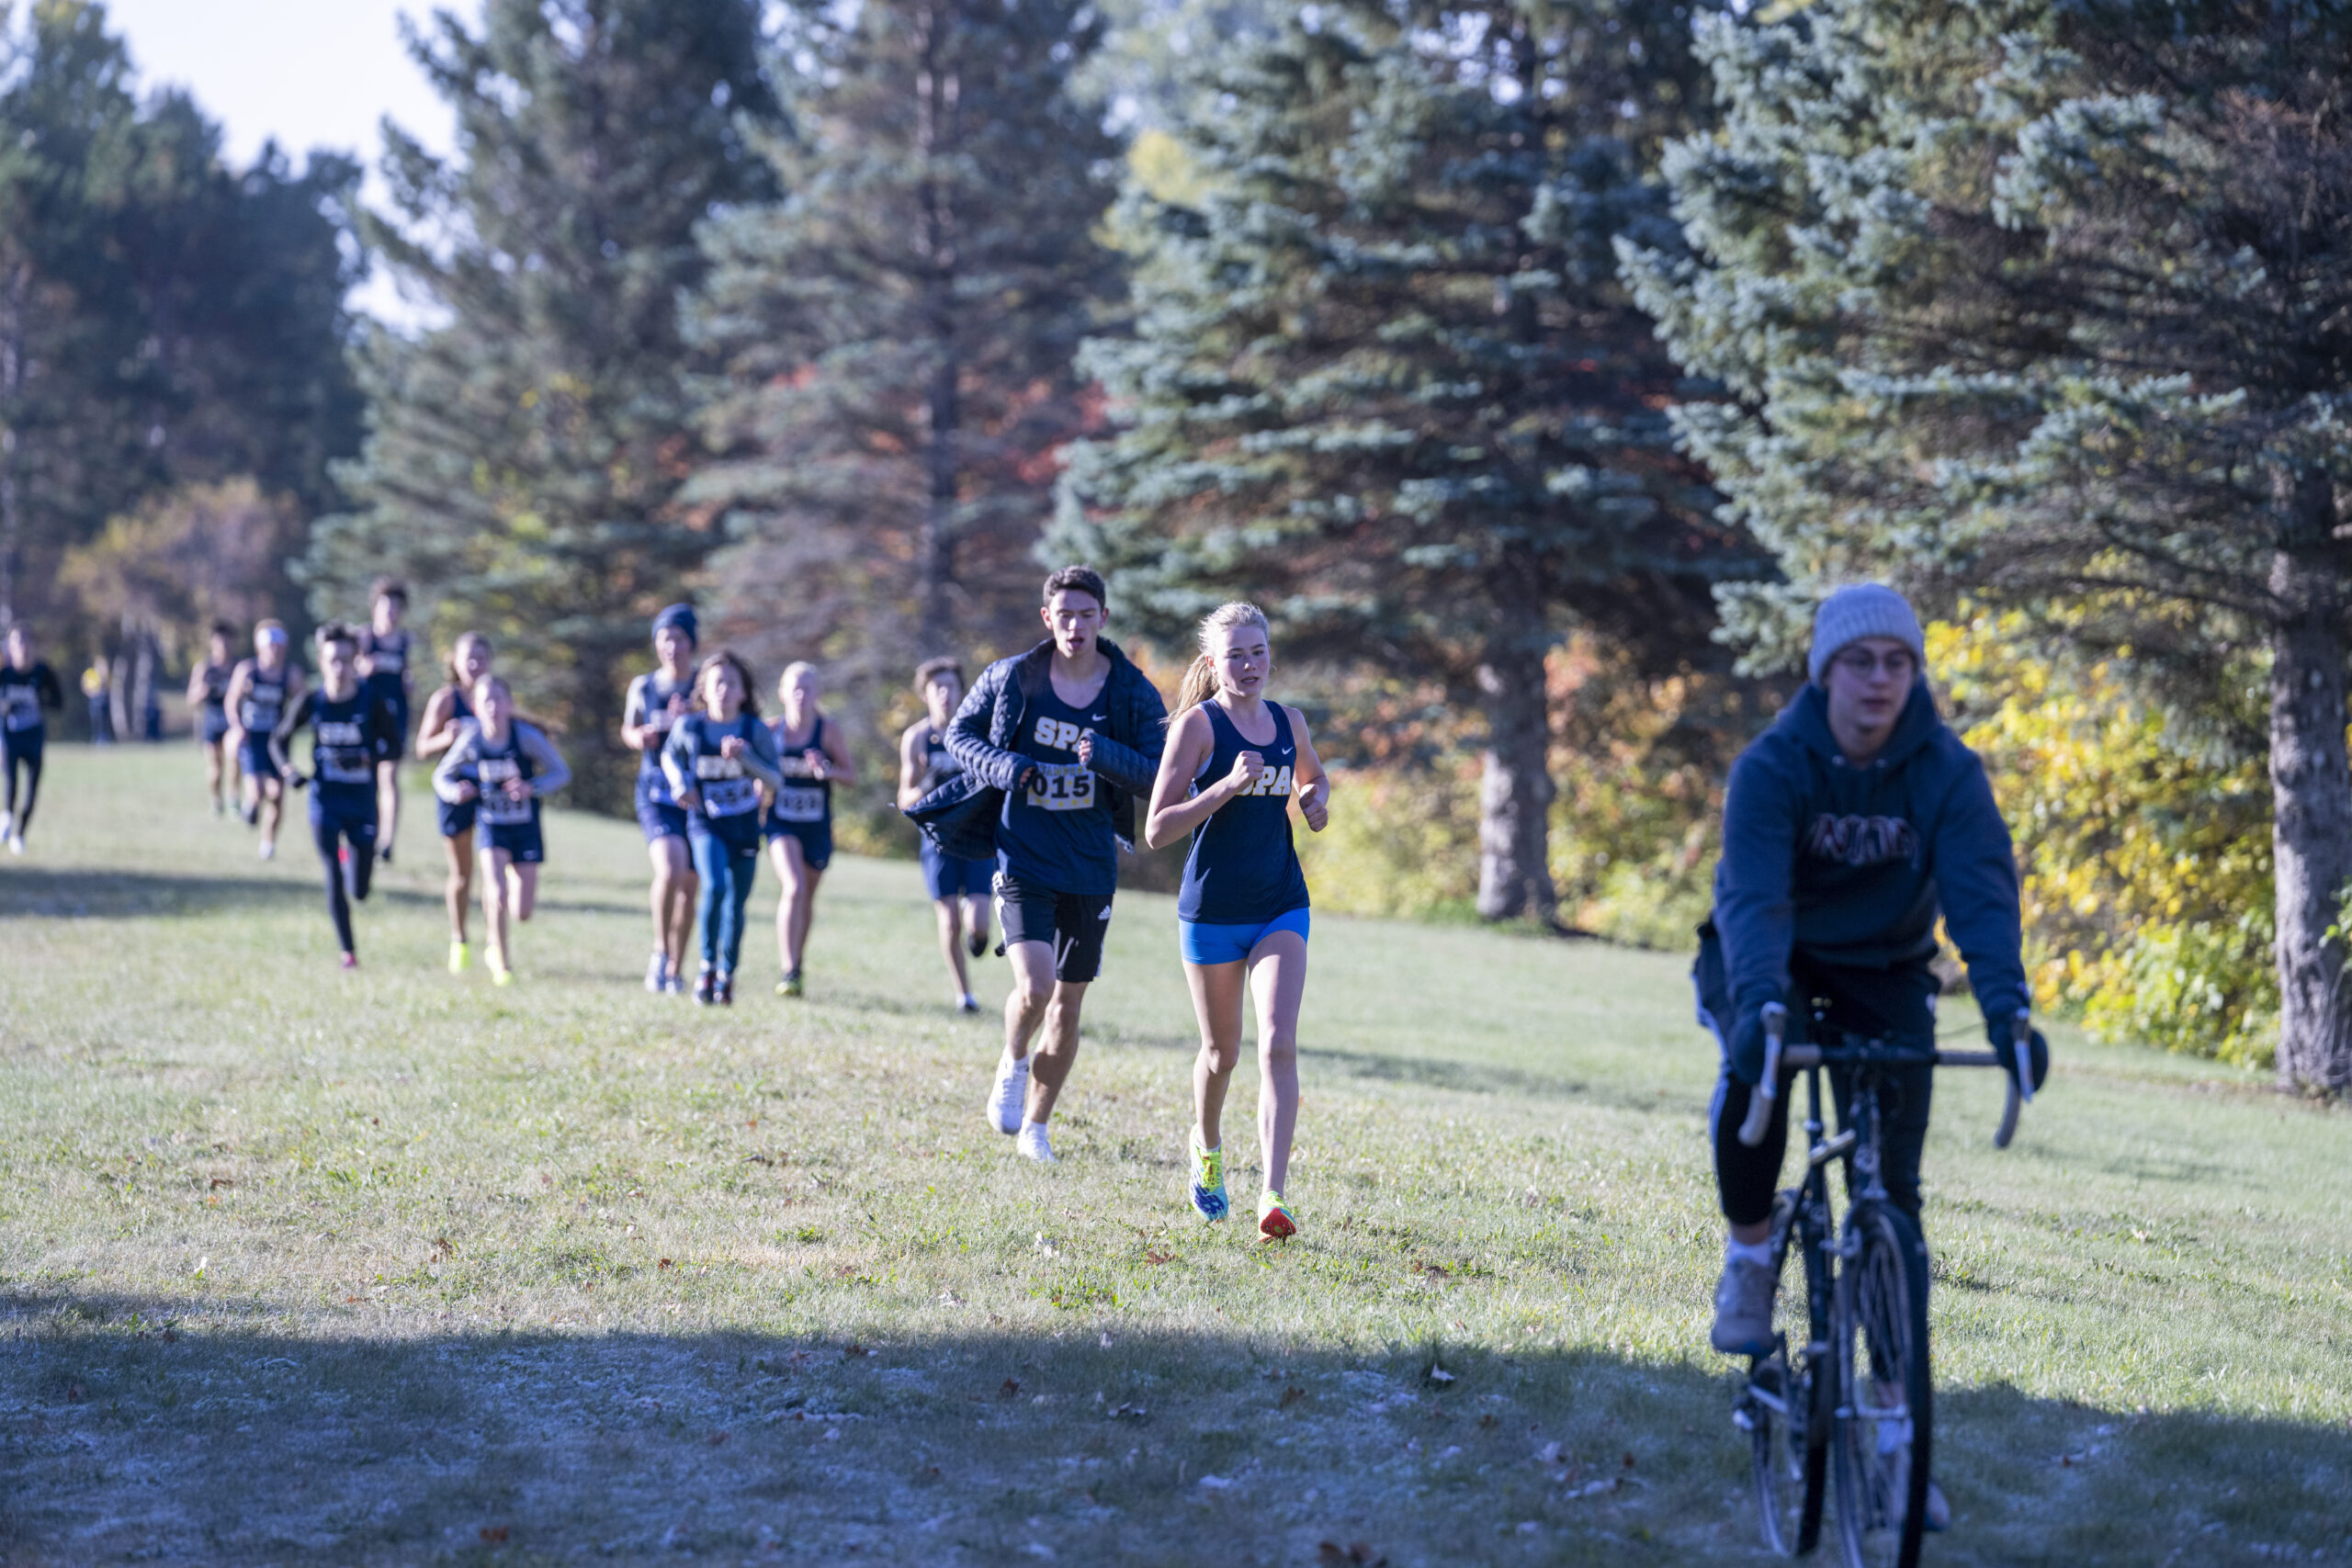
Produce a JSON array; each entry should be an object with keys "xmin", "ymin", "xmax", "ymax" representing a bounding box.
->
[
  {"xmin": 779, "ymin": 752, "xmax": 824, "ymax": 780},
  {"xmin": 1024, "ymin": 761, "xmax": 1095, "ymax": 813},
  {"xmin": 772, "ymin": 784, "xmax": 826, "ymax": 823},
  {"xmin": 2, "ymin": 694, "xmax": 37, "ymax": 731},
  {"xmin": 370, "ymin": 649, "xmax": 404, "ymax": 673},
  {"xmin": 478, "ymin": 757, "xmax": 531, "ymax": 824},
  {"xmin": 316, "ymin": 720, "xmax": 373, "ymax": 784},
  {"xmin": 240, "ymin": 698, "xmax": 279, "ymax": 731},
  {"xmin": 695, "ymin": 754, "xmax": 759, "ymax": 817}
]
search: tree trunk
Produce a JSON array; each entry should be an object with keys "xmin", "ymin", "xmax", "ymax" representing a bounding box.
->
[
  {"xmin": 2267, "ymin": 487, "xmax": 2352, "ymax": 1094},
  {"xmin": 913, "ymin": 0, "xmax": 961, "ymax": 655},
  {"xmin": 1474, "ymin": 636, "xmax": 1559, "ymax": 923}
]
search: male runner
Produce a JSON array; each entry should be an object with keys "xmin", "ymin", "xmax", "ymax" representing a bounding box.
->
[
  {"xmin": 908, "ymin": 566, "xmax": 1169, "ymax": 1165},
  {"xmin": 897, "ymin": 657, "xmax": 993, "ymax": 1013},
  {"xmin": 271, "ymin": 623, "xmax": 399, "ymax": 967},
  {"xmin": 224, "ymin": 620, "xmax": 303, "ymax": 859},
  {"xmin": 1696, "ymin": 583, "xmax": 2049, "ymax": 1530},
  {"xmin": 187, "ymin": 622, "xmax": 237, "ymax": 816},
  {"xmin": 1, "ymin": 626, "xmax": 64, "ymax": 852},
  {"xmin": 357, "ymin": 580, "xmax": 414, "ymax": 862},
  {"xmin": 623, "ymin": 604, "xmax": 702, "ymax": 993}
]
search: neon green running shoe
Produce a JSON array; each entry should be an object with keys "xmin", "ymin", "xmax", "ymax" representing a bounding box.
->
[
  {"xmin": 448, "ymin": 941, "xmax": 471, "ymax": 975},
  {"xmin": 776, "ymin": 971, "xmax": 806, "ymax": 998},
  {"xmin": 1257, "ymin": 1189, "xmax": 1296, "ymax": 1241},
  {"xmin": 1189, "ymin": 1137, "xmax": 1228, "ymax": 1223}
]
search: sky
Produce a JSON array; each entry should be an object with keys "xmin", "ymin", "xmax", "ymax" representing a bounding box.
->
[{"xmin": 101, "ymin": 0, "xmax": 471, "ymax": 324}]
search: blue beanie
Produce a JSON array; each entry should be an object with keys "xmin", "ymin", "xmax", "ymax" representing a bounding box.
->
[
  {"xmin": 651, "ymin": 604, "xmax": 698, "ymax": 645},
  {"xmin": 1808, "ymin": 584, "xmax": 1924, "ymax": 682}
]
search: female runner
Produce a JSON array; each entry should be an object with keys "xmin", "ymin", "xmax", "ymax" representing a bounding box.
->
[
  {"xmin": 763, "ymin": 661, "xmax": 857, "ymax": 998},
  {"xmin": 187, "ymin": 622, "xmax": 236, "ymax": 816},
  {"xmin": 357, "ymin": 579, "xmax": 414, "ymax": 863},
  {"xmin": 896, "ymin": 657, "xmax": 993, "ymax": 1011},
  {"xmin": 1143, "ymin": 603, "xmax": 1329, "ymax": 1240},
  {"xmin": 662, "ymin": 651, "xmax": 782, "ymax": 1006},
  {"xmin": 432, "ymin": 673, "xmax": 571, "ymax": 984},
  {"xmin": 623, "ymin": 605, "xmax": 701, "ymax": 994},
  {"xmin": 0, "ymin": 625, "xmax": 63, "ymax": 852},
  {"xmin": 224, "ymin": 619, "xmax": 303, "ymax": 859},
  {"xmin": 415, "ymin": 633, "xmax": 494, "ymax": 973}
]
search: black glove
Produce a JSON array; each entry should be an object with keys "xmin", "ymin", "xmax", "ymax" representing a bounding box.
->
[
  {"xmin": 1986, "ymin": 1012, "xmax": 2050, "ymax": 1100},
  {"xmin": 1727, "ymin": 1000, "xmax": 1775, "ymax": 1087}
]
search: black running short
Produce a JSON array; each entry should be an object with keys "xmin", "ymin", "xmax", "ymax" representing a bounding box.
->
[{"xmin": 995, "ymin": 874, "xmax": 1114, "ymax": 984}]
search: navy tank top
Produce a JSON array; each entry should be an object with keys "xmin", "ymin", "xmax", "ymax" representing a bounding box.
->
[
  {"xmin": 471, "ymin": 723, "xmax": 539, "ymax": 829},
  {"xmin": 676, "ymin": 713, "xmax": 764, "ymax": 820},
  {"xmin": 632, "ymin": 671, "xmax": 694, "ymax": 804},
  {"xmin": 1177, "ymin": 699, "xmax": 1310, "ymax": 925},
  {"xmin": 310, "ymin": 690, "xmax": 381, "ymax": 797},
  {"xmin": 197, "ymin": 663, "xmax": 231, "ymax": 716},
  {"xmin": 919, "ymin": 727, "xmax": 961, "ymax": 793},
  {"xmin": 767, "ymin": 714, "xmax": 831, "ymax": 826},
  {"xmin": 240, "ymin": 665, "xmax": 288, "ymax": 734}
]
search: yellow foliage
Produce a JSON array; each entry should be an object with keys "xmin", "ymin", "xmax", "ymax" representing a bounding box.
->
[{"xmin": 1928, "ymin": 612, "xmax": 2276, "ymax": 1066}]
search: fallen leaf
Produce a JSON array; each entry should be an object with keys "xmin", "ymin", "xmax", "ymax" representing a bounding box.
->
[
  {"xmin": 1479, "ymin": 1414, "xmax": 1497, "ymax": 1429},
  {"xmin": 65, "ymin": 1383, "xmax": 85, "ymax": 1404},
  {"xmin": 1281, "ymin": 1386, "xmax": 1306, "ymax": 1409},
  {"xmin": 1622, "ymin": 1451, "xmax": 1636, "ymax": 1469},
  {"xmin": 1143, "ymin": 1249, "xmax": 1172, "ymax": 1266},
  {"xmin": 209, "ymin": 1176, "xmax": 233, "ymax": 1189},
  {"xmin": 1315, "ymin": 1543, "xmax": 1385, "ymax": 1567},
  {"xmin": 659, "ymin": 1258, "xmax": 673, "ymax": 1270},
  {"xmin": 708, "ymin": 1431, "xmax": 729, "ymax": 1446},
  {"xmin": 844, "ymin": 1342, "xmax": 869, "ymax": 1358},
  {"xmin": 744, "ymin": 1154, "xmax": 775, "ymax": 1166},
  {"xmin": 345, "ymin": 1295, "xmax": 362, "ymax": 1304},
  {"xmin": 480, "ymin": 1527, "xmax": 509, "ymax": 1543},
  {"xmin": 1001, "ymin": 1378, "xmax": 1023, "ymax": 1399}
]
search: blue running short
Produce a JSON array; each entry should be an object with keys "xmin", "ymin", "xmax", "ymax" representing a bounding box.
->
[
  {"xmin": 637, "ymin": 796, "xmax": 689, "ymax": 843},
  {"xmin": 485, "ymin": 818, "xmax": 545, "ymax": 863},
  {"xmin": 1179, "ymin": 906, "xmax": 1311, "ymax": 966},
  {"xmin": 763, "ymin": 813, "xmax": 832, "ymax": 871},
  {"xmin": 921, "ymin": 839, "xmax": 993, "ymax": 901},
  {"xmin": 200, "ymin": 709, "xmax": 231, "ymax": 745},
  {"xmin": 438, "ymin": 797, "xmax": 479, "ymax": 839},
  {"xmin": 238, "ymin": 735, "xmax": 278, "ymax": 783}
]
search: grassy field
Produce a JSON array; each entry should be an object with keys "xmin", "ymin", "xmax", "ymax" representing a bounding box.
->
[{"xmin": 3, "ymin": 746, "xmax": 2347, "ymax": 1566}]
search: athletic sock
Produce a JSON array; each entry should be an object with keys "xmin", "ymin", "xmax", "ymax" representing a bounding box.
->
[{"xmin": 1724, "ymin": 1236, "xmax": 1774, "ymax": 1270}]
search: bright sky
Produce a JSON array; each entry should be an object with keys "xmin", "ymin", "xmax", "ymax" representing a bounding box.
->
[{"xmin": 101, "ymin": 0, "xmax": 474, "ymax": 324}]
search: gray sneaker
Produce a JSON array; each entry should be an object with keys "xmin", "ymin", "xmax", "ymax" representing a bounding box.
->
[
  {"xmin": 1923, "ymin": 1479, "xmax": 1951, "ymax": 1532},
  {"xmin": 1709, "ymin": 1256, "xmax": 1778, "ymax": 1356}
]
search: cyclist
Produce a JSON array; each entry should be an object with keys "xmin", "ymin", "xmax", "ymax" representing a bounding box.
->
[
  {"xmin": 1697, "ymin": 583, "xmax": 2048, "ymax": 1532},
  {"xmin": 906, "ymin": 565, "xmax": 1169, "ymax": 1166}
]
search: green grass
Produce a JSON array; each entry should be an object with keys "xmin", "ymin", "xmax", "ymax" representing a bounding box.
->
[{"xmin": 3, "ymin": 747, "xmax": 2347, "ymax": 1565}]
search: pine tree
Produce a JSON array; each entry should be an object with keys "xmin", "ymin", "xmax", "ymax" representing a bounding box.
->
[
  {"xmin": 686, "ymin": 0, "xmax": 1123, "ymax": 688},
  {"xmin": 307, "ymin": 0, "xmax": 776, "ymax": 804},
  {"xmin": 1621, "ymin": 0, "xmax": 2352, "ymax": 1089},
  {"xmin": 1052, "ymin": 0, "xmax": 1730, "ymax": 922}
]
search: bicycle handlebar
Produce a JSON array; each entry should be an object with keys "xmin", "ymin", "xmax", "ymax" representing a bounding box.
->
[{"xmin": 1736, "ymin": 1005, "xmax": 2027, "ymax": 1149}]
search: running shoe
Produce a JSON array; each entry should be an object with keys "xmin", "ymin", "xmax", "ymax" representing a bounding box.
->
[
  {"xmin": 259, "ymin": 840, "xmax": 276, "ymax": 862},
  {"xmin": 6, "ymin": 831, "xmax": 21, "ymax": 856},
  {"xmin": 243, "ymin": 802, "xmax": 259, "ymax": 828},
  {"xmin": 379, "ymin": 843, "xmax": 394, "ymax": 865},
  {"xmin": 717, "ymin": 972, "xmax": 735, "ymax": 1007},
  {"xmin": 1016, "ymin": 1122, "xmax": 1057, "ymax": 1165},
  {"xmin": 338, "ymin": 953, "xmax": 358, "ymax": 971},
  {"xmin": 966, "ymin": 931, "xmax": 988, "ymax": 960},
  {"xmin": 661, "ymin": 972, "xmax": 684, "ymax": 997},
  {"xmin": 1189, "ymin": 1137, "xmax": 1228, "ymax": 1223},
  {"xmin": 693, "ymin": 966, "xmax": 717, "ymax": 1006},
  {"xmin": 1257, "ymin": 1189, "xmax": 1297, "ymax": 1240},
  {"xmin": 644, "ymin": 951, "xmax": 669, "ymax": 994},
  {"xmin": 956, "ymin": 994, "xmax": 981, "ymax": 1015},
  {"xmin": 491, "ymin": 964, "xmax": 514, "ymax": 987},
  {"xmin": 448, "ymin": 941, "xmax": 471, "ymax": 975},
  {"xmin": 986, "ymin": 1054, "xmax": 1031, "ymax": 1134},
  {"xmin": 776, "ymin": 971, "xmax": 805, "ymax": 998},
  {"xmin": 212, "ymin": 797, "xmax": 225, "ymax": 818}
]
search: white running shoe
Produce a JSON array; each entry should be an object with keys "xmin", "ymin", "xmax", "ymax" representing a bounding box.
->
[
  {"xmin": 644, "ymin": 951, "xmax": 669, "ymax": 994},
  {"xmin": 987, "ymin": 1054, "xmax": 1031, "ymax": 1134},
  {"xmin": 258, "ymin": 839, "xmax": 276, "ymax": 862},
  {"xmin": 1016, "ymin": 1121, "xmax": 1057, "ymax": 1165},
  {"xmin": 6, "ymin": 830, "xmax": 21, "ymax": 855}
]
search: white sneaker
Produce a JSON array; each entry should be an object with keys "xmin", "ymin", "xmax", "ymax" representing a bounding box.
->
[
  {"xmin": 258, "ymin": 839, "xmax": 276, "ymax": 862},
  {"xmin": 1016, "ymin": 1121, "xmax": 1057, "ymax": 1165},
  {"xmin": 986, "ymin": 1055, "xmax": 1031, "ymax": 1134},
  {"xmin": 6, "ymin": 830, "xmax": 21, "ymax": 855},
  {"xmin": 644, "ymin": 951, "xmax": 669, "ymax": 994}
]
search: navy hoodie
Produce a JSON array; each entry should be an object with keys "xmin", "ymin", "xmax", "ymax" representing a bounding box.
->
[{"xmin": 1713, "ymin": 679, "xmax": 2026, "ymax": 1063}]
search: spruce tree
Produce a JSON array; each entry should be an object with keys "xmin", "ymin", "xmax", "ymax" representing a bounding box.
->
[
  {"xmin": 1622, "ymin": 0, "xmax": 2352, "ymax": 1089},
  {"xmin": 686, "ymin": 0, "xmax": 1123, "ymax": 682},
  {"xmin": 308, "ymin": 0, "xmax": 776, "ymax": 804},
  {"xmin": 1052, "ymin": 0, "xmax": 1728, "ymax": 922}
]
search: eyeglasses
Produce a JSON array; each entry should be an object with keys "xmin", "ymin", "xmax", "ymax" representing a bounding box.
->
[{"xmin": 1831, "ymin": 649, "xmax": 1917, "ymax": 678}]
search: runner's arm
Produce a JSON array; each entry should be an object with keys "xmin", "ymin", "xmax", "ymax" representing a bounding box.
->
[
  {"xmin": 660, "ymin": 725, "xmax": 697, "ymax": 805},
  {"xmin": 1287, "ymin": 705, "xmax": 1331, "ymax": 832},
  {"xmin": 431, "ymin": 723, "xmax": 481, "ymax": 803},
  {"xmin": 184, "ymin": 665, "xmax": 208, "ymax": 707},
  {"xmin": 896, "ymin": 723, "xmax": 931, "ymax": 810},
  {"xmin": 269, "ymin": 691, "xmax": 314, "ymax": 784},
  {"xmin": 413, "ymin": 687, "xmax": 459, "ymax": 759},
  {"xmin": 38, "ymin": 665, "xmax": 62, "ymax": 710},
  {"xmin": 1142, "ymin": 707, "xmax": 1227, "ymax": 851},
  {"xmin": 619, "ymin": 676, "xmax": 657, "ymax": 752},
  {"xmin": 738, "ymin": 722, "xmax": 786, "ymax": 792},
  {"xmin": 820, "ymin": 719, "xmax": 858, "ymax": 786},
  {"xmin": 517, "ymin": 724, "xmax": 571, "ymax": 797},
  {"xmin": 222, "ymin": 665, "xmax": 251, "ymax": 744}
]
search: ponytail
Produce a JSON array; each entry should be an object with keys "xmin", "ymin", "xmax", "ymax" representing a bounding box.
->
[{"xmin": 1174, "ymin": 602, "xmax": 1272, "ymax": 716}]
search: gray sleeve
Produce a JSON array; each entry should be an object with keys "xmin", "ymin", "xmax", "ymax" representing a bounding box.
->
[
  {"xmin": 520, "ymin": 724, "xmax": 571, "ymax": 797},
  {"xmin": 432, "ymin": 721, "xmax": 480, "ymax": 804}
]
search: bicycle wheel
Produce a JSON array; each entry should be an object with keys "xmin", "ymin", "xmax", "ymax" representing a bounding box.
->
[
  {"xmin": 1747, "ymin": 1192, "xmax": 1829, "ymax": 1555},
  {"xmin": 1831, "ymin": 1201, "xmax": 1933, "ymax": 1568}
]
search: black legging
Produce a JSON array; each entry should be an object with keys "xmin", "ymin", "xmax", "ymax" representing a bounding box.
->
[
  {"xmin": 312, "ymin": 811, "xmax": 377, "ymax": 954},
  {"xmin": 3, "ymin": 734, "xmax": 40, "ymax": 833}
]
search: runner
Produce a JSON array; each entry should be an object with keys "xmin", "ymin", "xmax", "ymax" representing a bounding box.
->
[
  {"xmin": 432, "ymin": 673, "xmax": 571, "ymax": 985},
  {"xmin": 415, "ymin": 633, "xmax": 494, "ymax": 974},
  {"xmin": 763, "ymin": 661, "xmax": 857, "ymax": 998},
  {"xmin": 0, "ymin": 626, "xmax": 64, "ymax": 853},
  {"xmin": 662, "ymin": 649, "xmax": 782, "ymax": 1007},
  {"xmin": 623, "ymin": 604, "xmax": 701, "ymax": 994},
  {"xmin": 1142, "ymin": 603, "xmax": 1330, "ymax": 1238},
  {"xmin": 269, "ymin": 622, "xmax": 398, "ymax": 968},
  {"xmin": 1696, "ymin": 584, "xmax": 2049, "ymax": 1533},
  {"xmin": 224, "ymin": 619, "xmax": 303, "ymax": 860},
  {"xmin": 357, "ymin": 580, "xmax": 415, "ymax": 863},
  {"xmin": 186, "ymin": 621, "xmax": 237, "ymax": 816},
  {"xmin": 906, "ymin": 565, "xmax": 1169, "ymax": 1166},
  {"xmin": 897, "ymin": 657, "xmax": 993, "ymax": 1012}
]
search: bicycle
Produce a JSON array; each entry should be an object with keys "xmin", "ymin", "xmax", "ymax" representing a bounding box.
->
[{"xmin": 1731, "ymin": 1000, "xmax": 2034, "ymax": 1567}]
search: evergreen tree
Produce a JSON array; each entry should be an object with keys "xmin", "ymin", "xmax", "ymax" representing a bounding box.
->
[
  {"xmin": 308, "ymin": 0, "xmax": 776, "ymax": 804},
  {"xmin": 687, "ymin": 0, "xmax": 1123, "ymax": 687},
  {"xmin": 1053, "ymin": 0, "xmax": 1730, "ymax": 922},
  {"xmin": 1622, "ymin": 0, "xmax": 2352, "ymax": 1089}
]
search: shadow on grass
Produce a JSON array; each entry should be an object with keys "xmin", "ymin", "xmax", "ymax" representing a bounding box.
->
[
  {"xmin": 0, "ymin": 866, "xmax": 444, "ymax": 921},
  {"xmin": 1, "ymin": 1289, "xmax": 2342, "ymax": 1566}
]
